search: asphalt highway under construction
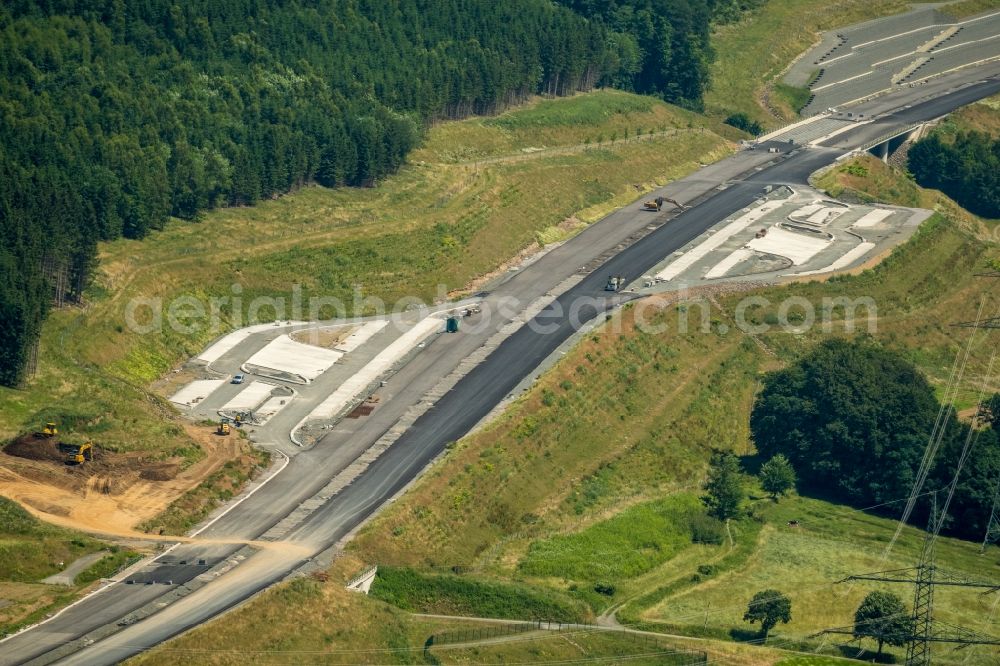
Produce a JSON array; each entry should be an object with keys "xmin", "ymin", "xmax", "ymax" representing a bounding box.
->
[{"xmin": 3, "ymin": 72, "xmax": 999, "ymax": 666}]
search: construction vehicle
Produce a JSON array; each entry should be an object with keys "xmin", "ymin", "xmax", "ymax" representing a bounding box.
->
[
  {"xmin": 217, "ymin": 420, "xmax": 231, "ymax": 436},
  {"xmin": 605, "ymin": 275, "xmax": 624, "ymax": 292},
  {"xmin": 643, "ymin": 197, "xmax": 688, "ymax": 212},
  {"xmin": 38, "ymin": 422, "xmax": 58, "ymax": 438},
  {"xmin": 59, "ymin": 442, "xmax": 93, "ymax": 464},
  {"xmin": 656, "ymin": 196, "xmax": 688, "ymax": 211}
]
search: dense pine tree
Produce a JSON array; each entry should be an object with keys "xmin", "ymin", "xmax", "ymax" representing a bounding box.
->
[
  {"xmin": 551, "ymin": 0, "xmax": 762, "ymax": 108},
  {"xmin": 0, "ymin": 0, "xmax": 739, "ymax": 385}
]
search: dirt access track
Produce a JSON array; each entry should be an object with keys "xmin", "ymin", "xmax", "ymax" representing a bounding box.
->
[{"xmin": 0, "ymin": 423, "xmax": 242, "ymax": 540}]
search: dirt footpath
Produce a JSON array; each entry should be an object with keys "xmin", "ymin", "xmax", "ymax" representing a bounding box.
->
[{"xmin": 0, "ymin": 423, "xmax": 243, "ymax": 540}]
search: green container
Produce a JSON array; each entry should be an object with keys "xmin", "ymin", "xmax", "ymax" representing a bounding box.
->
[{"xmin": 446, "ymin": 316, "xmax": 460, "ymax": 333}]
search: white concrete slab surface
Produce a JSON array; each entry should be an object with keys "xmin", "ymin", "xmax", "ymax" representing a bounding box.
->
[
  {"xmin": 222, "ymin": 381, "xmax": 280, "ymax": 413},
  {"xmin": 198, "ymin": 321, "xmax": 307, "ymax": 364},
  {"xmin": 806, "ymin": 207, "xmax": 847, "ymax": 225},
  {"xmin": 244, "ymin": 335, "xmax": 343, "ymax": 382},
  {"xmin": 747, "ymin": 227, "xmax": 832, "ymax": 265},
  {"xmin": 789, "ymin": 204, "xmax": 823, "ymax": 220},
  {"xmin": 170, "ymin": 379, "xmax": 226, "ymax": 407},
  {"xmin": 656, "ymin": 201, "xmax": 784, "ymax": 281},
  {"xmin": 307, "ymin": 316, "xmax": 443, "ymax": 420},
  {"xmin": 704, "ymin": 248, "xmax": 754, "ymax": 280},
  {"xmin": 796, "ymin": 242, "xmax": 876, "ymax": 276},
  {"xmin": 852, "ymin": 209, "xmax": 895, "ymax": 228},
  {"xmin": 256, "ymin": 395, "xmax": 293, "ymax": 422},
  {"xmin": 334, "ymin": 320, "xmax": 389, "ymax": 353}
]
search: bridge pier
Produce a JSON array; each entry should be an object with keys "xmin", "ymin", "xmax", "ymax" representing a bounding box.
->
[
  {"xmin": 867, "ymin": 121, "xmax": 934, "ymax": 163},
  {"xmin": 875, "ymin": 140, "xmax": 889, "ymax": 162}
]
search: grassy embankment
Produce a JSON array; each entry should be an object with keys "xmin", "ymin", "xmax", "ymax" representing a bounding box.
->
[
  {"xmin": 84, "ymin": 52, "xmax": 1000, "ymax": 664},
  {"xmin": 0, "ymin": 498, "xmax": 139, "ymax": 637},
  {"xmin": 128, "ymin": 554, "xmax": 728, "ymax": 666},
  {"xmin": 940, "ymin": 0, "xmax": 1000, "ymax": 20},
  {"xmin": 0, "ymin": 91, "xmax": 736, "ymax": 629},
  {"xmin": 131, "ymin": 98, "xmax": 1000, "ymax": 664},
  {"xmin": 137, "ymin": 453, "xmax": 267, "ymax": 536},
  {"xmin": 133, "ymin": 145, "xmax": 1000, "ymax": 664},
  {"xmin": 0, "ymin": 90, "xmax": 732, "ymax": 460},
  {"xmin": 355, "ymin": 104, "xmax": 1000, "ymax": 664}
]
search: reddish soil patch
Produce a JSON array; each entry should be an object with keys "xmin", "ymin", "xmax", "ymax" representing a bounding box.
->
[{"xmin": 346, "ymin": 403, "xmax": 376, "ymax": 418}]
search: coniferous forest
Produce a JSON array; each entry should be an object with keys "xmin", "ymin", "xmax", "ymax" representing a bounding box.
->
[{"xmin": 0, "ymin": 0, "xmax": 755, "ymax": 386}]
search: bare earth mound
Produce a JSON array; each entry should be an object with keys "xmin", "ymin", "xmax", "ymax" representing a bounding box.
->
[
  {"xmin": 4, "ymin": 435, "xmax": 70, "ymax": 463},
  {"xmin": 290, "ymin": 324, "xmax": 358, "ymax": 349},
  {"xmin": 0, "ymin": 424, "xmax": 243, "ymax": 539}
]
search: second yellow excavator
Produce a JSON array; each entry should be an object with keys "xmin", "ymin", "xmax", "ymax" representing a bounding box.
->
[{"xmin": 59, "ymin": 442, "xmax": 93, "ymax": 464}]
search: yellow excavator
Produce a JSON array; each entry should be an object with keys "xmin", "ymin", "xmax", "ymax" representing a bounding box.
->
[
  {"xmin": 643, "ymin": 196, "xmax": 687, "ymax": 212},
  {"xmin": 217, "ymin": 420, "xmax": 231, "ymax": 436},
  {"xmin": 59, "ymin": 442, "xmax": 93, "ymax": 464}
]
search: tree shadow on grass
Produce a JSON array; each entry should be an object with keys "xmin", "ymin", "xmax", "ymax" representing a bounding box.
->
[
  {"xmin": 739, "ymin": 452, "xmax": 766, "ymax": 476},
  {"xmin": 836, "ymin": 645, "xmax": 899, "ymax": 663},
  {"xmin": 728, "ymin": 628, "xmax": 762, "ymax": 642}
]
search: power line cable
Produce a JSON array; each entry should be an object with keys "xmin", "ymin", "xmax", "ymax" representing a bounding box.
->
[{"xmin": 882, "ymin": 297, "xmax": 989, "ymax": 562}]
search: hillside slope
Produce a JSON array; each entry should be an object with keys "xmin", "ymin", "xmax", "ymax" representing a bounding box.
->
[
  {"xmin": 0, "ymin": 497, "xmax": 139, "ymax": 637},
  {"xmin": 0, "ymin": 92, "xmax": 737, "ymax": 639},
  {"xmin": 132, "ymin": 115, "xmax": 1000, "ymax": 665}
]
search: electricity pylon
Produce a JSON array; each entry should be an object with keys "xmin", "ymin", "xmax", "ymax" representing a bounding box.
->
[
  {"xmin": 822, "ymin": 496, "xmax": 1000, "ymax": 664},
  {"xmin": 824, "ymin": 273, "xmax": 1000, "ymax": 661}
]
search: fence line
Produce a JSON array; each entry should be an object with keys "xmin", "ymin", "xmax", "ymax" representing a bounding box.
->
[{"xmin": 423, "ymin": 618, "xmax": 708, "ymax": 664}]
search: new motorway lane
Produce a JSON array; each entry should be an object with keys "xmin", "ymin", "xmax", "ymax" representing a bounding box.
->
[{"xmin": 3, "ymin": 71, "xmax": 999, "ymax": 666}]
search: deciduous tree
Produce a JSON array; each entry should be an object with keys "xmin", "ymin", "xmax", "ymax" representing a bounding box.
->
[
  {"xmin": 743, "ymin": 589, "xmax": 791, "ymax": 638},
  {"xmin": 853, "ymin": 591, "xmax": 913, "ymax": 657},
  {"xmin": 759, "ymin": 454, "xmax": 795, "ymax": 500}
]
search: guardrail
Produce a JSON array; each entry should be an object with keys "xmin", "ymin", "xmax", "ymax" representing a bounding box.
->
[
  {"xmin": 346, "ymin": 564, "xmax": 378, "ymax": 591},
  {"xmin": 856, "ymin": 121, "xmax": 925, "ymax": 153}
]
